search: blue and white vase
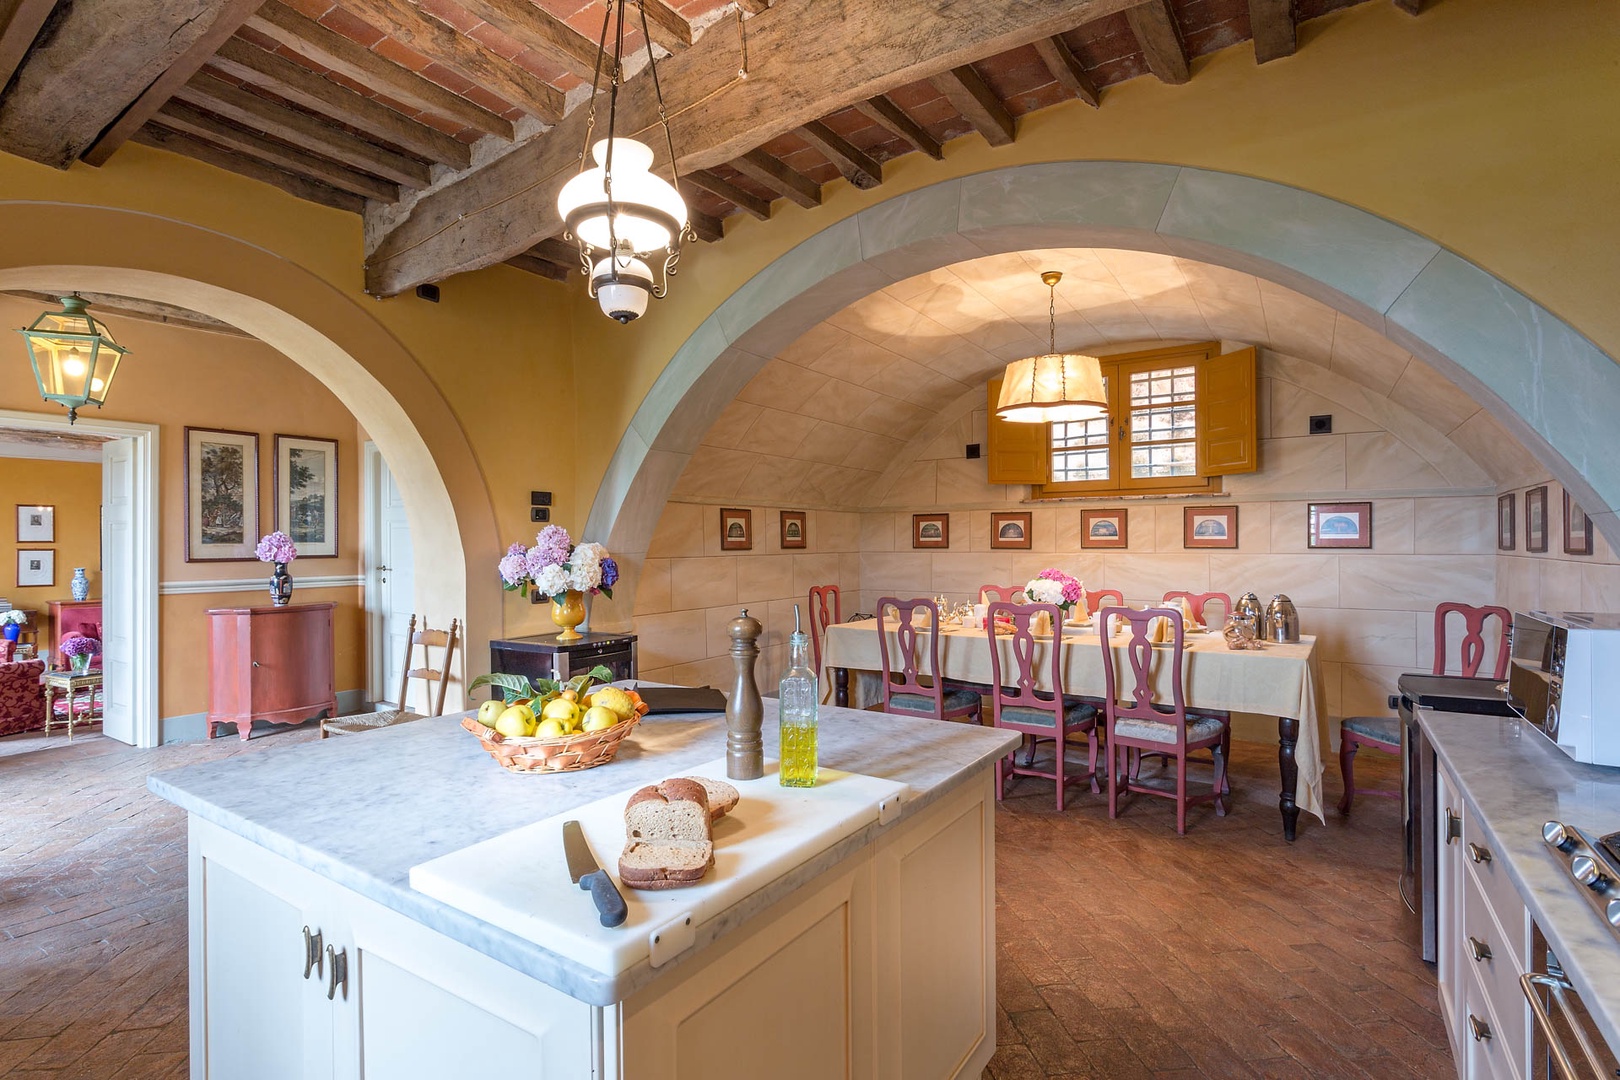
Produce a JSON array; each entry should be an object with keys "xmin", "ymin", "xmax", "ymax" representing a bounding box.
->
[
  {"xmin": 270, "ymin": 562, "xmax": 293, "ymax": 607},
  {"xmin": 70, "ymin": 568, "xmax": 90, "ymax": 602}
]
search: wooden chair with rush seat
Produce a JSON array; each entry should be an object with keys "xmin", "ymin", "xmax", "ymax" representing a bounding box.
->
[
  {"xmin": 875, "ymin": 597, "xmax": 982, "ymax": 724},
  {"xmin": 1337, "ymin": 602, "xmax": 1511, "ymax": 813},
  {"xmin": 321, "ymin": 616, "xmax": 460, "ymax": 737}
]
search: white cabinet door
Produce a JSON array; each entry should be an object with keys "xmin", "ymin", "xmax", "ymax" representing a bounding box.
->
[{"xmin": 1437, "ymin": 762, "xmax": 1465, "ymax": 1066}]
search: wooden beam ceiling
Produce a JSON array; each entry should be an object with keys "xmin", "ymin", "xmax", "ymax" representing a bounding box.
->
[
  {"xmin": 684, "ymin": 169, "xmax": 772, "ymax": 220},
  {"xmin": 506, "ymin": 251, "xmax": 571, "ymax": 280},
  {"xmin": 638, "ymin": 0, "xmax": 695, "ymax": 52},
  {"xmin": 931, "ymin": 64, "xmax": 1015, "ymax": 146},
  {"xmin": 452, "ymin": 0, "xmax": 601, "ymax": 79},
  {"xmin": 1125, "ymin": 0, "xmax": 1189, "ymax": 85},
  {"xmin": 3, "ymin": 289, "xmax": 251, "ymax": 336},
  {"xmin": 0, "ymin": 0, "xmax": 59, "ymax": 100},
  {"xmin": 797, "ymin": 121, "xmax": 882, "ymax": 189},
  {"xmin": 1031, "ymin": 35, "xmax": 1099, "ymax": 107},
  {"xmin": 730, "ymin": 149, "xmax": 820, "ymax": 209},
  {"xmin": 1248, "ymin": 0, "xmax": 1296, "ymax": 64},
  {"xmin": 132, "ymin": 124, "xmax": 366, "ymax": 212},
  {"xmin": 850, "ymin": 96, "xmax": 942, "ymax": 160}
]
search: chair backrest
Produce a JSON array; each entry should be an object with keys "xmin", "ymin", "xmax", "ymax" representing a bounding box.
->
[
  {"xmin": 1433, "ymin": 602, "xmax": 1511, "ymax": 679},
  {"xmin": 876, "ymin": 597, "xmax": 945, "ymax": 716},
  {"xmin": 807, "ymin": 584, "xmax": 841, "ymax": 677},
  {"xmin": 1099, "ymin": 607, "xmax": 1191, "ymax": 745},
  {"xmin": 979, "ymin": 584, "xmax": 1024, "ymax": 604},
  {"xmin": 1162, "ymin": 591, "xmax": 1232, "ymax": 625},
  {"xmin": 985, "ymin": 601, "xmax": 1065, "ymax": 730},
  {"xmin": 397, "ymin": 616, "xmax": 461, "ymax": 717},
  {"xmin": 1085, "ymin": 588, "xmax": 1123, "ymax": 616}
]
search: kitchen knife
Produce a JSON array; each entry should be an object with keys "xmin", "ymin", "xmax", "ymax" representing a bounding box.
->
[{"xmin": 562, "ymin": 819, "xmax": 627, "ymax": 928}]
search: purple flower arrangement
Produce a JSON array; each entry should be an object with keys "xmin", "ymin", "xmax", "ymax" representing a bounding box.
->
[
  {"xmin": 254, "ymin": 531, "xmax": 299, "ymax": 565},
  {"xmin": 60, "ymin": 635, "xmax": 101, "ymax": 659},
  {"xmin": 497, "ymin": 525, "xmax": 616, "ymax": 604},
  {"xmin": 1024, "ymin": 569, "xmax": 1083, "ymax": 612}
]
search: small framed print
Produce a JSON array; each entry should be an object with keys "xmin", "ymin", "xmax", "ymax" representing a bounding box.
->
[
  {"xmin": 990, "ymin": 511, "xmax": 1032, "ymax": 550},
  {"xmin": 912, "ymin": 513, "xmax": 950, "ymax": 549},
  {"xmin": 17, "ymin": 549, "xmax": 54, "ymax": 587},
  {"xmin": 186, "ymin": 426, "xmax": 260, "ymax": 562},
  {"xmin": 1564, "ymin": 490, "xmax": 1593, "ymax": 556},
  {"xmin": 16, "ymin": 504, "xmax": 53, "ymax": 543},
  {"xmin": 1525, "ymin": 486, "xmax": 1548, "ymax": 553},
  {"xmin": 1183, "ymin": 506, "xmax": 1238, "ymax": 549},
  {"xmin": 719, "ymin": 507, "xmax": 753, "ymax": 551},
  {"xmin": 275, "ymin": 434, "xmax": 339, "ymax": 558},
  {"xmin": 1308, "ymin": 501, "xmax": 1372, "ymax": 549},
  {"xmin": 1497, "ymin": 493, "xmax": 1516, "ymax": 552},
  {"xmin": 779, "ymin": 510, "xmax": 807, "ymax": 550},
  {"xmin": 1080, "ymin": 509, "xmax": 1128, "ymax": 550}
]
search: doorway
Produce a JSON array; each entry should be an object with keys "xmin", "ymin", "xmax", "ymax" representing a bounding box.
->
[{"xmin": 364, "ymin": 442, "xmax": 416, "ymax": 710}]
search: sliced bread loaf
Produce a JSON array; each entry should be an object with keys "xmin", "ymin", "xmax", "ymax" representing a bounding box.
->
[
  {"xmin": 681, "ymin": 776, "xmax": 740, "ymax": 821},
  {"xmin": 620, "ymin": 778, "xmax": 714, "ymax": 890},
  {"xmin": 618, "ymin": 840, "xmax": 714, "ymax": 889}
]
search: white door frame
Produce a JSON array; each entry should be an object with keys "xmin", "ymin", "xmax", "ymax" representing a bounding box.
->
[
  {"xmin": 363, "ymin": 441, "xmax": 383, "ymax": 700},
  {"xmin": 0, "ymin": 408, "xmax": 160, "ymax": 747}
]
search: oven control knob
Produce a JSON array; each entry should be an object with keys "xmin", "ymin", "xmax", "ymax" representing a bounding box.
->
[
  {"xmin": 1607, "ymin": 898, "xmax": 1620, "ymax": 929},
  {"xmin": 1571, "ymin": 855, "xmax": 1602, "ymax": 888},
  {"xmin": 1543, "ymin": 821, "xmax": 1573, "ymax": 850}
]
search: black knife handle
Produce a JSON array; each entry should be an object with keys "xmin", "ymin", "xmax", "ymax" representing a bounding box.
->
[{"xmin": 580, "ymin": 869, "xmax": 628, "ymax": 927}]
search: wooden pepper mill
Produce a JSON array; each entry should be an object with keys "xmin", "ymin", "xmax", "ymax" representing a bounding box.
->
[{"xmin": 725, "ymin": 608, "xmax": 764, "ymax": 780}]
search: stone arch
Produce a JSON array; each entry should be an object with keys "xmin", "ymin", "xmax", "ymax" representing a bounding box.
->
[
  {"xmin": 587, "ymin": 162, "xmax": 1618, "ymax": 623},
  {"xmin": 0, "ymin": 202, "xmax": 499, "ymax": 701}
]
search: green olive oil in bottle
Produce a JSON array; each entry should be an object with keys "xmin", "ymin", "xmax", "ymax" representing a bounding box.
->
[{"xmin": 778, "ymin": 605, "xmax": 818, "ymax": 787}]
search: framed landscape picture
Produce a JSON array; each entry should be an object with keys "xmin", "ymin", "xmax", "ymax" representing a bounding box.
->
[
  {"xmin": 720, "ymin": 507, "xmax": 752, "ymax": 551},
  {"xmin": 17, "ymin": 549, "xmax": 54, "ymax": 587},
  {"xmin": 186, "ymin": 427, "xmax": 259, "ymax": 562},
  {"xmin": 1308, "ymin": 501, "xmax": 1372, "ymax": 549},
  {"xmin": 275, "ymin": 435, "xmax": 339, "ymax": 558},
  {"xmin": 1525, "ymin": 485, "xmax": 1548, "ymax": 553},
  {"xmin": 15, "ymin": 504, "xmax": 53, "ymax": 543},
  {"xmin": 912, "ymin": 513, "xmax": 949, "ymax": 549},
  {"xmin": 990, "ymin": 511, "xmax": 1032, "ymax": 550},
  {"xmin": 1080, "ymin": 509, "xmax": 1128, "ymax": 550},
  {"xmin": 1183, "ymin": 506, "xmax": 1238, "ymax": 549},
  {"xmin": 779, "ymin": 510, "xmax": 806, "ymax": 550},
  {"xmin": 1497, "ymin": 493, "xmax": 1516, "ymax": 552},
  {"xmin": 1564, "ymin": 490, "xmax": 1593, "ymax": 556}
]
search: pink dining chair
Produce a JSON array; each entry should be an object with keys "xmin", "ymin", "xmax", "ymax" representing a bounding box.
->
[
  {"xmin": 1161, "ymin": 591, "xmax": 1232, "ymax": 626},
  {"xmin": 875, "ymin": 597, "xmax": 982, "ymax": 724},
  {"xmin": 985, "ymin": 601, "xmax": 1100, "ymax": 810},
  {"xmin": 979, "ymin": 584, "xmax": 1024, "ymax": 604},
  {"xmin": 1084, "ymin": 589, "xmax": 1123, "ymax": 616},
  {"xmin": 1338, "ymin": 602, "xmax": 1511, "ymax": 814},
  {"xmin": 1099, "ymin": 606, "xmax": 1231, "ymax": 834},
  {"xmin": 807, "ymin": 584, "xmax": 841, "ymax": 681}
]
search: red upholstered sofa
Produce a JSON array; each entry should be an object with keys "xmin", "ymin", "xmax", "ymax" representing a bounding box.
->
[{"xmin": 0, "ymin": 659, "xmax": 46, "ymax": 737}]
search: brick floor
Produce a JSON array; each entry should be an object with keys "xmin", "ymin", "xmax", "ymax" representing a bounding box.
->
[{"xmin": 0, "ymin": 727, "xmax": 1444, "ymax": 1078}]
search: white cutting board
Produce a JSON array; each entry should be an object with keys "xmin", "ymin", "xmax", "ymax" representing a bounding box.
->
[{"xmin": 408, "ymin": 758, "xmax": 907, "ymax": 978}]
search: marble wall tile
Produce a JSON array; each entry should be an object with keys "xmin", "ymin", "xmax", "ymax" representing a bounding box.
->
[
  {"xmin": 1101, "ymin": 553, "xmax": 1211, "ymax": 603},
  {"xmin": 1299, "ymin": 606, "xmax": 1418, "ymax": 668},
  {"xmin": 1338, "ymin": 555, "xmax": 1494, "ymax": 612},
  {"xmin": 1416, "ymin": 497, "xmax": 1496, "ymax": 555},
  {"xmin": 933, "ymin": 552, "xmax": 1011, "ymax": 600},
  {"xmin": 1052, "ymin": 507, "xmax": 1084, "ymax": 550},
  {"xmin": 860, "ymin": 552, "xmax": 933, "ymax": 597},
  {"xmin": 1268, "ymin": 501, "xmax": 1310, "ymax": 555},
  {"xmin": 795, "ymin": 462, "xmax": 872, "ymax": 506},
  {"xmin": 1257, "ymin": 280, "xmax": 1336, "ymax": 366},
  {"xmin": 1344, "ymin": 433, "xmax": 1446, "ymax": 491},
  {"xmin": 1391, "ymin": 356, "xmax": 1480, "ymax": 436},
  {"xmin": 1449, "ymin": 411, "xmax": 1543, "ymax": 489},
  {"xmin": 853, "ymin": 394, "xmax": 932, "ymax": 437},
  {"xmin": 1208, "ymin": 552, "xmax": 1340, "ymax": 607},
  {"xmin": 792, "ymin": 552, "xmax": 843, "ymax": 598},
  {"xmin": 798, "ymin": 378, "xmax": 883, "ymax": 425},
  {"xmin": 1270, "ymin": 381, "xmax": 1379, "ymax": 437},
  {"xmin": 672, "ymin": 655, "xmax": 736, "ymax": 692},
  {"xmin": 1028, "ymin": 508, "xmax": 1057, "ymax": 553},
  {"xmin": 1494, "ymin": 556, "xmax": 1540, "ymax": 614},
  {"xmin": 795, "ymin": 421, "xmax": 860, "ymax": 465},
  {"xmin": 1362, "ymin": 498, "xmax": 1415, "ymax": 555},
  {"xmin": 704, "ymin": 604, "xmax": 742, "ymax": 659},
  {"xmin": 672, "ymin": 444, "xmax": 756, "ymax": 500},
  {"xmin": 861, "ymin": 512, "xmax": 894, "ymax": 552},
  {"xmin": 742, "ymin": 407, "xmax": 821, "ymax": 458},
  {"xmin": 843, "ymin": 431, "xmax": 909, "ymax": 473},
  {"xmin": 1341, "ymin": 663, "xmax": 1410, "ymax": 719},
  {"xmin": 715, "ymin": 217, "xmax": 864, "ymax": 349},
  {"xmin": 1124, "ymin": 506, "xmax": 1156, "ymax": 553},
  {"xmin": 818, "ymin": 511, "xmax": 861, "ymax": 553},
  {"xmin": 737, "ymin": 358, "xmax": 832, "ymax": 413},
  {"xmin": 880, "ymin": 460, "xmax": 936, "ymax": 507},
  {"xmin": 1329, "ymin": 312, "xmax": 1411, "ymax": 395},
  {"xmin": 1152, "ymin": 505, "xmax": 1182, "ymax": 552},
  {"xmin": 734, "ymin": 455, "xmax": 805, "ymax": 503},
  {"xmin": 839, "ymin": 553, "xmax": 862, "ymax": 596},
  {"xmin": 935, "ymin": 458, "xmax": 1000, "ymax": 504},
  {"xmin": 1227, "ymin": 435, "xmax": 1346, "ymax": 494},
  {"xmin": 969, "ymin": 511, "xmax": 992, "ymax": 551},
  {"xmin": 1582, "ymin": 563, "xmax": 1620, "ymax": 609},
  {"xmin": 648, "ymin": 502, "xmax": 705, "ymax": 559},
  {"xmin": 634, "ymin": 609, "xmax": 709, "ymax": 669},
  {"xmin": 1236, "ymin": 502, "xmax": 1271, "ymax": 552},
  {"xmin": 1540, "ymin": 560, "xmax": 1585, "ymax": 611},
  {"xmin": 701, "ymin": 399, "xmax": 767, "ymax": 450},
  {"xmin": 776, "ymin": 320, "xmax": 847, "ymax": 369},
  {"xmin": 670, "ymin": 556, "xmax": 738, "ymax": 612},
  {"xmin": 959, "ymin": 161, "xmax": 1180, "ymax": 235},
  {"xmin": 634, "ymin": 558, "xmax": 672, "ymax": 616},
  {"xmin": 736, "ymin": 555, "xmax": 795, "ymax": 605}
]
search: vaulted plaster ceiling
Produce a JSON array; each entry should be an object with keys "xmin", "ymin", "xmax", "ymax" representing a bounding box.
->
[{"xmin": 673, "ymin": 246, "xmax": 1541, "ymax": 508}]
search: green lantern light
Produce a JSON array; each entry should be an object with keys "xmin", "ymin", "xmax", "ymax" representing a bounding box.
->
[{"xmin": 18, "ymin": 294, "xmax": 128, "ymax": 423}]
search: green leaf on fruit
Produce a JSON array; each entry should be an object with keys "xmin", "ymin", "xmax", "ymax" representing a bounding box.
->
[{"xmin": 468, "ymin": 672, "xmax": 540, "ymax": 703}]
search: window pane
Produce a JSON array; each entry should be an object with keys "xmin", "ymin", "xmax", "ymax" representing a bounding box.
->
[
  {"xmin": 1130, "ymin": 404, "xmax": 1196, "ymax": 443},
  {"xmin": 1130, "ymin": 441, "xmax": 1197, "ymax": 478},
  {"xmin": 1053, "ymin": 448, "xmax": 1110, "ymax": 482}
]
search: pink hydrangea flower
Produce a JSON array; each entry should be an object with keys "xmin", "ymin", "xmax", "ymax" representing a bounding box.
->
[{"xmin": 254, "ymin": 531, "xmax": 298, "ymax": 564}]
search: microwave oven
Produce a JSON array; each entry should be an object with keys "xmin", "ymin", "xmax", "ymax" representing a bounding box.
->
[{"xmin": 1508, "ymin": 610, "xmax": 1620, "ymax": 767}]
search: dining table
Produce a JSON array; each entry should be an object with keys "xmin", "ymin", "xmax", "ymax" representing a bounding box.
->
[{"xmin": 820, "ymin": 617, "xmax": 1327, "ymax": 841}]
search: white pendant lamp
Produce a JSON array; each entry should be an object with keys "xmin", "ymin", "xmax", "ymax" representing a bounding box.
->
[
  {"xmin": 995, "ymin": 271, "xmax": 1107, "ymax": 424},
  {"xmin": 556, "ymin": 0, "xmax": 694, "ymax": 324}
]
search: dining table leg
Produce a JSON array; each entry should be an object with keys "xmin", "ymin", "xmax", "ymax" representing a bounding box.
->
[
  {"xmin": 1279, "ymin": 715, "xmax": 1300, "ymax": 841},
  {"xmin": 834, "ymin": 667, "xmax": 849, "ymax": 708}
]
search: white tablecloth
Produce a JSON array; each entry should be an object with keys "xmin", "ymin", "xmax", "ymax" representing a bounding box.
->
[{"xmin": 821, "ymin": 619, "xmax": 1327, "ymax": 824}]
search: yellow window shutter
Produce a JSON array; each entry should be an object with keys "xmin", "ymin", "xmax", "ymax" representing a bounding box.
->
[
  {"xmin": 1196, "ymin": 346, "xmax": 1259, "ymax": 476},
  {"xmin": 984, "ymin": 376, "xmax": 1050, "ymax": 485}
]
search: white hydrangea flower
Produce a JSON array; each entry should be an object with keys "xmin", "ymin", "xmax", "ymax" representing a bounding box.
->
[
  {"xmin": 533, "ymin": 564, "xmax": 569, "ymax": 598},
  {"xmin": 1025, "ymin": 578, "xmax": 1064, "ymax": 605}
]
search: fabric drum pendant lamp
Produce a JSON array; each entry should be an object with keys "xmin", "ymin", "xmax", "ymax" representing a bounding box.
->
[{"xmin": 995, "ymin": 271, "xmax": 1107, "ymax": 424}]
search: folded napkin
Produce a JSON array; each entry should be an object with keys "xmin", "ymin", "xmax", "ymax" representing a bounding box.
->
[{"xmin": 1176, "ymin": 597, "xmax": 1203, "ymax": 632}]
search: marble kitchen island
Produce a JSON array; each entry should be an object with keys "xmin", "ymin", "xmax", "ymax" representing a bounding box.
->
[{"xmin": 149, "ymin": 702, "xmax": 1020, "ymax": 1080}]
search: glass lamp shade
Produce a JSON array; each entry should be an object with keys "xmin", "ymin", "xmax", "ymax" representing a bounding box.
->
[
  {"xmin": 557, "ymin": 138, "xmax": 688, "ymax": 255},
  {"xmin": 996, "ymin": 353, "xmax": 1107, "ymax": 424},
  {"xmin": 591, "ymin": 253, "xmax": 653, "ymax": 324},
  {"xmin": 18, "ymin": 296, "xmax": 127, "ymax": 422}
]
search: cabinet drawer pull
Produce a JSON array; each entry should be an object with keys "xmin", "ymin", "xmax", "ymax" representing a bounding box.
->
[
  {"xmin": 326, "ymin": 944, "xmax": 348, "ymax": 1002},
  {"xmin": 1468, "ymin": 1014, "xmax": 1491, "ymax": 1042},
  {"xmin": 252, "ymin": 661, "xmax": 261, "ymax": 668},
  {"xmin": 302, "ymin": 925, "xmax": 323, "ymax": 980},
  {"xmin": 1445, "ymin": 808, "xmax": 1461, "ymax": 844},
  {"xmin": 1467, "ymin": 842, "xmax": 1493, "ymax": 865},
  {"xmin": 1466, "ymin": 936, "xmax": 1492, "ymax": 962}
]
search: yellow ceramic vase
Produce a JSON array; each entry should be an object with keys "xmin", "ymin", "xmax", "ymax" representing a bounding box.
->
[{"xmin": 551, "ymin": 589, "xmax": 586, "ymax": 641}]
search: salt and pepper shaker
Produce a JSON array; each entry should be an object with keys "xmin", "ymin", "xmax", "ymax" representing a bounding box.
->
[{"xmin": 725, "ymin": 608, "xmax": 764, "ymax": 780}]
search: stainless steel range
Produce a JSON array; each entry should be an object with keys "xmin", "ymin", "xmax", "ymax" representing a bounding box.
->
[
  {"xmin": 1525, "ymin": 827, "xmax": 1620, "ymax": 1080},
  {"xmin": 1541, "ymin": 821, "xmax": 1620, "ymax": 937}
]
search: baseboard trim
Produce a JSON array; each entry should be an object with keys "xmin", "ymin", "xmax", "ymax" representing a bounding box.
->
[
  {"xmin": 159, "ymin": 575, "xmax": 364, "ymax": 596},
  {"xmin": 160, "ymin": 688, "xmax": 367, "ymax": 744}
]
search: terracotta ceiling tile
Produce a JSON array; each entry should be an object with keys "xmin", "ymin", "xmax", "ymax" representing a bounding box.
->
[
  {"xmin": 466, "ymin": 21, "xmax": 525, "ymax": 62},
  {"xmin": 418, "ymin": 61, "xmax": 477, "ymax": 95},
  {"xmin": 284, "ymin": 0, "xmax": 336, "ymax": 20},
  {"xmin": 370, "ymin": 37, "xmax": 433, "ymax": 73},
  {"xmin": 417, "ymin": 112, "xmax": 466, "ymax": 137},
  {"xmin": 510, "ymin": 46, "xmax": 572, "ymax": 84},
  {"xmin": 319, "ymin": 6, "xmax": 387, "ymax": 47},
  {"xmin": 461, "ymin": 84, "xmax": 519, "ymax": 117},
  {"xmin": 417, "ymin": 0, "xmax": 485, "ymax": 35}
]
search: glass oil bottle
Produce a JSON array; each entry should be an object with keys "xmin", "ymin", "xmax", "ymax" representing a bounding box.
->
[{"xmin": 778, "ymin": 605, "xmax": 819, "ymax": 787}]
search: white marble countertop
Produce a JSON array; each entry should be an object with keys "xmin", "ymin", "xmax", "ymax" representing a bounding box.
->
[
  {"xmin": 1419, "ymin": 710, "xmax": 1620, "ymax": 1053},
  {"xmin": 147, "ymin": 703, "xmax": 1020, "ymax": 1006}
]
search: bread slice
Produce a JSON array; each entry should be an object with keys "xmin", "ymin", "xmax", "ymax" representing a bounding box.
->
[
  {"xmin": 618, "ymin": 840, "xmax": 714, "ymax": 890},
  {"xmin": 681, "ymin": 776, "xmax": 739, "ymax": 821}
]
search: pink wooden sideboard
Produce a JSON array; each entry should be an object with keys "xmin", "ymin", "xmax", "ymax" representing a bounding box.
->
[{"xmin": 207, "ymin": 603, "xmax": 337, "ymax": 740}]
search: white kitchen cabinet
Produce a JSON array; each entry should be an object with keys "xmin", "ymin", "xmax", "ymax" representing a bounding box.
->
[{"xmin": 1437, "ymin": 761, "xmax": 1465, "ymax": 1054}]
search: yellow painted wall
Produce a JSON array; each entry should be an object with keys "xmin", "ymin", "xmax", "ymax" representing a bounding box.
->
[{"xmin": 0, "ymin": 458, "xmax": 101, "ymax": 616}]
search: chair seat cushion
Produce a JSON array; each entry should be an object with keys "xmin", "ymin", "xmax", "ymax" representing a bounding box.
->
[
  {"xmin": 1343, "ymin": 715, "xmax": 1400, "ymax": 743},
  {"xmin": 1000, "ymin": 702, "xmax": 1096, "ymax": 729},
  {"xmin": 890, "ymin": 688, "xmax": 980, "ymax": 715},
  {"xmin": 323, "ymin": 710, "xmax": 424, "ymax": 736},
  {"xmin": 1114, "ymin": 715, "xmax": 1225, "ymax": 745}
]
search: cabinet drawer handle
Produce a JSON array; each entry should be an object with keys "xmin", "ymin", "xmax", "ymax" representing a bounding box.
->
[
  {"xmin": 1468, "ymin": 842, "xmax": 1493, "ymax": 865},
  {"xmin": 326, "ymin": 944, "xmax": 348, "ymax": 1002},
  {"xmin": 302, "ymin": 925, "xmax": 323, "ymax": 980},
  {"xmin": 1445, "ymin": 808, "xmax": 1461, "ymax": 844},
  {"xmin": 1522, "ymin": 972, "xmax": 1594, "ymax": 1080},
  {"xmin": 1468, "ymin": 1014, "xmax": 1492, "ymax": 1042},
  {"xmin": 252, "ymin": 661, "xmax": 261, "ymax": 668},
  {"xmin": 1467, "ymin": 936, "xmax": 1492, "ymax": 962}
]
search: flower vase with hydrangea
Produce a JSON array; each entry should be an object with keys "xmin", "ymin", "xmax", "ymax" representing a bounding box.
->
[
  {"xmin": 255, "ymin": 531, "xmax": 299, "ymax": 607},
  {"xmin": 1023, "ymin": 569, "xmax": 1084, "ymax": 622},
  {"xmin": 498, "ymin": 525, "xmax": 618, "ymax": 642},
  {"xmin": 60, "ymin": 633, "xmax": 101, "ymax": 674}
]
